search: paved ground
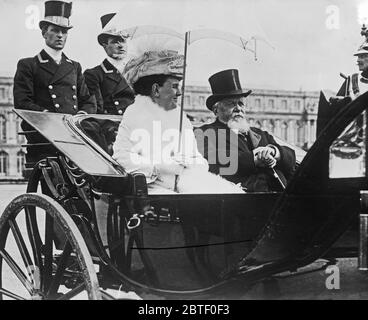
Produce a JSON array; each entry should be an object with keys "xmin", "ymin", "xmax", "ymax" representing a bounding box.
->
[{"xmin": 1, "ymin": 183, "xmax": 368, "ymax": 300}]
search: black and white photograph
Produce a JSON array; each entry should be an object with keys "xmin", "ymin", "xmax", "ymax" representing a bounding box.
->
[{"xmin": 0, "ymin": 0, "xmax": 368, "ymax": 304}]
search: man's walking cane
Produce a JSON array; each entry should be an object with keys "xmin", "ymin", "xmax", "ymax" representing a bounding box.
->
[{"xmin": 271, "ymin": 168, "xmax": 286, "ymax": 190}]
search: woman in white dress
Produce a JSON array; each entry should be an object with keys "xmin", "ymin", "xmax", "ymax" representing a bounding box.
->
[{"xmin": 113, "ymin": 50, "xmax": 243, "ymax": 194}]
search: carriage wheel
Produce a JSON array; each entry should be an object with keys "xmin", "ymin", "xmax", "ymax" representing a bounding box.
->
[{"xmin": 0, "ymin": 193, "xmax": 101, "ymax": 300}]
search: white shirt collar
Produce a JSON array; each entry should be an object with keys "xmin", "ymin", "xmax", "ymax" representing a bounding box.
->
[
  {"xmin": 44, "ymin": 45, "xmax": 63, "ymax": 64},
  {"xmin": 106, "ymin": 56, "xmax": 126, "ymax": 74}
]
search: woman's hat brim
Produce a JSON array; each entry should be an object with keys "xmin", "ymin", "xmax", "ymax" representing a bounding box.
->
[{"xmin": 206, "ymin": 90, "xmax": 252, "ymax": 110}]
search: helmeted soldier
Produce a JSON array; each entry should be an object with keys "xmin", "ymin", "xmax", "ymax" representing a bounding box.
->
[
  {"xmin": 84, "ymin": 13, "xmax": 135, "ymax": 115},
  {"xmin": 13, "ymin": 0, "xmax": 97, "ymax": 163}
]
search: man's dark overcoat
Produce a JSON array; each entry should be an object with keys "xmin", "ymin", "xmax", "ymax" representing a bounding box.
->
[
  {"xmin": 84, "ymin": 59, "xmax": 135, "ymax": 115},
  {"xmin": 195, "ymin": 119, "xmax": 296, "ymax": 191},
  {"xmin": 13, "ymin": 49, "xmax": 97, "ymax": 162}
]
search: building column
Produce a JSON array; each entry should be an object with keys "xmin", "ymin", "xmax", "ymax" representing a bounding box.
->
[
  {"xmin": 262, "ymin": 119, "xmax": 267, "ymax": 131},
  {"xmin": 310, "ymin": 120, "xmax": 316, "ymax": 143},
  {"xmin": 275, "ymin": 119, "xmax": 281, "ymax": 137},
  {"xmin": 306, "ymin": 119, "xmax": 311, "ymax": 147},
  {"xmin": 289, "ymin": 120, "xmax": 295, "ymax": 144}
]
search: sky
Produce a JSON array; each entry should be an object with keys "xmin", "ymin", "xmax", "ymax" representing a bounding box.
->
[{"xmin": 1, "ymin": 0, "xmax": 368, "ymax": 92}]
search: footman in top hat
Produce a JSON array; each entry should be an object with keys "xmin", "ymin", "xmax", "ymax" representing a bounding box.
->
[
  {"xmin": 196, "ymin": 69, "xmax": 296, "ymax": 192},
  {"xmin": 13, "ymin": 0, "xmax": 96, "ymax": 163},
  {"xmin": 84, "ymin": 13, "xmax": 135, "ymax": 115}
]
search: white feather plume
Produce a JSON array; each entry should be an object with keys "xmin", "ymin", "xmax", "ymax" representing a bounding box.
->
[{"xmin": 127, "ymin": 32, "xmax": 184, "ymax": 60}]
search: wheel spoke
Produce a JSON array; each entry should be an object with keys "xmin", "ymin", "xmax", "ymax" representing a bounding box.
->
[
  {"xmin": 47, "ymin": 241, "xmax": 72, "ymax": 297},
  {"xmin": 0, "ymin": 249, "xmax": 34, "ymax": 294},
  {"xmin": 25, "ymin": 206, "xmax": 43, "ymax": 273},
  {"xmin": 0, "ymin": 287, "xmax": 26, "ymax": 300},
  {"xmin": 42, "ymin": 213, "xmax": 54, "ymax": 292},
  {"xmin": 8, "ymin": 219, "xmax": 35, "ymax": 284},
  {"xmin": 57, "ymin": 282, "xmax": 85, "ymax": 300}
]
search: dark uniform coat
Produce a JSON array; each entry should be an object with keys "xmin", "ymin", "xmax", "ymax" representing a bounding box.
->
[
  {"xmin": 13, "ymin": 49, "xmax": 97, "ymax": 162},
  {"xmin": 195, "ymin": 119, "xmax": 296, "ymax": 191},
  {"xmin": 84, "ymin": 59, "xmax": 135, "ymax": 115}
]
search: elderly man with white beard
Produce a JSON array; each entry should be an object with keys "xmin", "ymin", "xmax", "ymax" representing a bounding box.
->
[{"xmin": 196, "ymin": 69, "xmax": 296, "ymax": 192}]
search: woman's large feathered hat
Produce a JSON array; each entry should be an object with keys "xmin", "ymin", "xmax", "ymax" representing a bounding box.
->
[
  {"xmin": 206, "ymin": 69, "xmax": 252, "ymax": 110},
  {"xmin": 123, "ymin": 34, "xmax": 184, "ymax": 86},
  {"xmin": 39, "ymin": 1, "xmax": 73, "ymax": 29},
  {"xmin": 97, "ymin": 13, "xmax": 129, "ymax": 45},
  {"xmin": 124, "ymin": 50, "xmax": 184, "ymax": 86}
]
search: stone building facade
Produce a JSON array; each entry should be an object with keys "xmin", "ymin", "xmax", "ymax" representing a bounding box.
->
[
  {"xmin": 0, "ymin": 77, "xmax": 321, "ymax": 180},
  {"xmin": 0, "ymin": 77, "xmax": 26, "ymax": 180}
]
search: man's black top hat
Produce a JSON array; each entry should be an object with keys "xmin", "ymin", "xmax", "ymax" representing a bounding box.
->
[
  {"xmin": 101, "ymin": 13, "xmax": 116, "ymax": 29},
  {"xmin": 39, "ymin": 1, "xmax": 73, "ymax": 29},
  {"xmin": 206, "ymin": 69, "xmax": 252, "ymax": 110},
  {"xmin": 97, "ymin": 13, "xmax": 129, "ymax": 45}
]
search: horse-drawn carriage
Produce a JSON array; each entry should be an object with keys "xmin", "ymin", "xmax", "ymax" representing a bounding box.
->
[{"xmin": 0, "ymin": 86, "xmax": 367, "ymax": 299}]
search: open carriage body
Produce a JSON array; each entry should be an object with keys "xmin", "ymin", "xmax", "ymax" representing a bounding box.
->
[{"xmin": 1, "ymin": 88, "xmax": 368, "ymax": 299}]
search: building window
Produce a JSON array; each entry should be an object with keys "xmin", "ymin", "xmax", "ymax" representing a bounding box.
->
[
  {"xmin": 0, "ymin": 151, "xmax": 8, "ymax": 176},
  {"xmin": 0, "ymin": 115, "xmax": 6, "ymax": 143},
  {"xmin": 198, "ymin": 96, "xmax": 205, "ymax": 106},
  {"xmin": 268, "ymin": 99, "xmax": 274, "ymax": 110},
  {"xmin": 17, "ymin": 150, "xmax": 25, "ymax": 175},
  {"xmin": 255, "ymin": 98, "xmax": 261, "ymax": 110},
  {"xmin": 0, "ymin": 88, "xmax": 5, "ymax": 101},
  {"xmin": 294, "ymin": 100, "xmax": 301, "ymax": 112},
  {"xmin": 281, "ymin": 99, "xmax": 287, "ymax": 110},
  {"xmin": 184, "ymin": 95, "xmax": 191, "ymax": 107}
]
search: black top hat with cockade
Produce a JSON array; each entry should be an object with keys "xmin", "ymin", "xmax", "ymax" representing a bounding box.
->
[
  {"xmin": 97, "ymin": 13, "xmax": 129, "ymax": 45},
  {"xmin": 39, "ymin": 1, "xmax": 73, "ymax": 30},
  {"xmin": 354, "ymin": 24, "xmax": 368, "ymax": 56},
  {"xmin": 206, "ymin": 69, "xmax": 252, "ymax": 110}
]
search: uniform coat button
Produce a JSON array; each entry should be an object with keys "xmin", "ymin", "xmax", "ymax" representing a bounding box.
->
[
  {"xmin": 72, "ymin": 85, "xmax": 76, "ymax": 90},
  {"xmin": 51, "ymin": 94, "xmax": 57, "ymax": 99},
  {"xmin": 118, "ymin": 109, "xmax": 123, "ymax": 115},
  {"xmin": 114, "ymin": 101, "xmax": 119, "ymax": 106},
  {"xmin": 48, "ymin": 85, "xmax": 53, "ymax": 89},
  {"xmin": 55, "ymin": 104, "xmax": 60, "ymax": 108},
  {"xmin": 72, "ymin": 95, "xmax": 77, "ymax": 100},
  {"xmin": 73, "ymin": 105, "xmax": 77, "ymax": 110}
]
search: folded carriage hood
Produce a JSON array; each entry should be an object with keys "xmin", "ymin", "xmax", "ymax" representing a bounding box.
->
[{"xmin": 14, "ymin": 109, "xmax": 126, "ymax": 177}]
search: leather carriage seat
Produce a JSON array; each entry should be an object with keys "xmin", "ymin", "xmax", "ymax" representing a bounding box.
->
[{"xmin": 80, "ymin": 118, "xmax": 120, "ymax": 156}]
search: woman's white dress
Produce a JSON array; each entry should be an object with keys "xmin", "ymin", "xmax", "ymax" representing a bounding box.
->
[{"xmin": 113, "ymin": 95, "xmax": 243, "ymax": 194}]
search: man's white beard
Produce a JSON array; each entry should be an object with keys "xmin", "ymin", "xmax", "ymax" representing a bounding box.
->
[{"xmin": 227, "ymin": 117, "xmax": 250, "ymax": 134}]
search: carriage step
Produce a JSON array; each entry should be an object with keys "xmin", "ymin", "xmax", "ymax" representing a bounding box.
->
[
  {"xmin": 18, "ymin": 130, "xmax": 38, "ymax": 135},
  {"xmin": 21, "ymin": 143, "xmax": 53, "ymax": 147},
  {"xmin": 99, "ymin": 289, "xmax": 142, "ymax": 300}
]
